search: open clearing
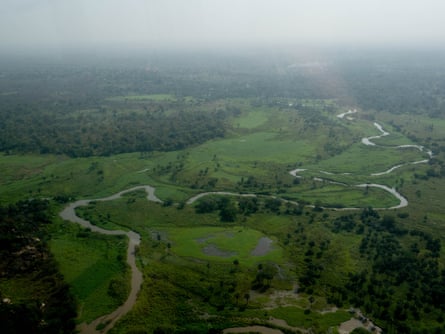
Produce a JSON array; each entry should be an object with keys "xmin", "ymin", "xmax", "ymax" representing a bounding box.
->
[
  {"xmin": 234, "ymin": 109, "xmax": 269, "ymax": 129},
  {"xmin": 164, "ymin": 226, "xmax": 283, "ymax": 266}
]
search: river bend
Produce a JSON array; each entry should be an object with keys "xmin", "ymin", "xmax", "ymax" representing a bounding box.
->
[
  {"xmin": 60, "ymin": 186, "xmax": 161, "ymax": 334},
  {"xmin": 59, "ymin": 112, "xmax": 430, "ymax": 332}
]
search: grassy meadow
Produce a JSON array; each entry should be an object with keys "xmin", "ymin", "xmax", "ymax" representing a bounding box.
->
[
  {"xmin": 48, "ymin": 220, "xmax": 130, "ymax": 324},
  {"xmin": 152, "ymin": 226, "xmax": 283, "ymax": 266}
]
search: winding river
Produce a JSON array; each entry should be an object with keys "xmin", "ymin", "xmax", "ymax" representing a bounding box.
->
[
  {"xmin": 59, "ymin": 112, "xmax": 431, "ymax": 333},
  {"xmin": 289, "ymin": 117, "xmax": 432, "ymax": 210},
  {"xmin": 59, "ymin": 186, "xmax": 161, "ymax": 334}
]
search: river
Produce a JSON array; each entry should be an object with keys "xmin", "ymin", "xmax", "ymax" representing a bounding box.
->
[
  {"xmin": 289, "ymin": 115, "xmax": 433, "ymax": 210},
  {"xmin": 59, "ymin": 186, "xmax": 161, "ymax": 334},
  {"xmin": 59, "ymin": 112, "xmax": 430, "ymax": 332}
]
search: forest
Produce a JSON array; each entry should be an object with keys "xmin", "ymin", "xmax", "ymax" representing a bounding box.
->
[
  {"xmin": 1, "ymin": 49, "xmax": 445, "ymax": 334},
  {"xmin": 1, "ymin": 51, "xmax": 445, "ymax": 157}
]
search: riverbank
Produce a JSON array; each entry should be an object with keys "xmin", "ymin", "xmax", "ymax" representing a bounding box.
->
[{"xmin": 59, "ymin": 186, "xmax": 162, "ymax": 334}]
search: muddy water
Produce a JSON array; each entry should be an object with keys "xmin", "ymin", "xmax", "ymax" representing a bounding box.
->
[
  {"xmin": 60, "ymin": 186, "xmax": 161, "ymax": 334},
  {"xmin": 251, "ymin": 237, "xmax": 273, "ymax": 256}
]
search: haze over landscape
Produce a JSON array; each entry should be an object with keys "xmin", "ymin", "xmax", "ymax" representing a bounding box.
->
[{"xmin": 1, "ymin": 0, "xmax": 445, "ymax": 51}]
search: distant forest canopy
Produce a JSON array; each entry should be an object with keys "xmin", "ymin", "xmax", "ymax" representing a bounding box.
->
[{"xmin": 0, "ymin": 50, "xmax": 444, "ymax": 157}]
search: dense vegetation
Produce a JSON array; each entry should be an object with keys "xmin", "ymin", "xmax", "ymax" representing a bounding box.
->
[
  {"xmin": 1, "ymin": 49, "xmax": 445, "ymax": 333},
  {"xmin": 0, "ymin": 200, "xmax": 76, "ymax": 334},
  {"xmin": 314, "ymin": 209, "xmax": 445, "ymax": 333},
  {"xmin": 0, "ymin": 95, "xmax": 226, "ymax": 157}
]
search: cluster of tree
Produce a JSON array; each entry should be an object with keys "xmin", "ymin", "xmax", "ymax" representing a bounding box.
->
[
  {"xmin": 194, "ymin": 195, "xmax": 306, "ymax": 222},
  {"xmin": 298, "ymin": 238, "xmax": 331, "ymax": 292},
  {"xmin": 251, "ymin": 263, "xmax": 278, "ymax": 291},
  {"xmin": 0, "ymin": 200, "xmax": 77, "ymax": 334},
  {"xmin": 194, "ymin": 196, "xmax": 239, "ymax": 222},
  {"xmin": 283, "ymin": 207, "xmax": 445, "ymax": 333},
  {"xmin": 326, "ymin": 208, "xmax": 444, "ymax": 333}
]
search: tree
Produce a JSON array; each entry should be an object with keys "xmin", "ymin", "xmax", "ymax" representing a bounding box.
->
[
  {"xmin": 238, "ymin": 197, "xmax": 258, "ymax": 215},
  {"xmin": 195, "ymin": 197, "xmax": 218, "ymax": 214},
  {"xmin": 218, "ymin": 198, "xmax": 237, "ymax": 222},
  {"xmin": 244, "ymin": 293, "xmax": 250, "ymax": 305},
  {"xmin": 264, "ymin": 198, "xmax": 281, "ymax": 213},
  {"xmin": 309, "ymin": 295, "xmax": 315, "ymax": 309},
  {"xmin": 220, "ymin": 205, "xmax": 237, "ymax": 222},
  {"xmin": 253, "ymin": 263, "xmax": 277, "ymax": 290},
  {"xmin": 234, "ymin": 292, "xmax": 240, "ymax": 305}
]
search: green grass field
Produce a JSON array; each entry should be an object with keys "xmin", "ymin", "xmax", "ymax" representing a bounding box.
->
[
  {"xmin": 233, "ymin": 109, "xmax": 269, "ymax": 129},
  {"xmin": 49, "ymin": 221, "xmax": 130, "ymax": 324},
  {"xmin": 269, "ymin": 307, "xmax": 351, "ymax": 332},
  {"xmin": 164, "ymin": 226, "xmax": 283, "ymax": 266},
  {"xmin": 307, "ymin": 143, "xmax": 426, "ymax": 175},
  {"xmin": 281, "ymin": 182, "xmax": 399, "ymax": 208},
  {"xmin": 189, "ymin": 131, "xmax": 316, "ymax": 163}
]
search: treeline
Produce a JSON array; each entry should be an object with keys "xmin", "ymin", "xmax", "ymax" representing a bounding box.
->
[
  {"xmin": 0, "ymin": 102, "xmax": 226, "ymax": 157},
  {"xmin": 194, "ymin": 195, "xmax": 303, "ymax": 223},
  {"xmin": 0, "ymin": 200, "xmax": 77, "ymax": 334}
]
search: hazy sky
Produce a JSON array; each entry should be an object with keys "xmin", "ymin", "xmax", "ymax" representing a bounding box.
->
[{"xmin": 1, "ymin": 0, "xmax": 445, "ymax": 50}]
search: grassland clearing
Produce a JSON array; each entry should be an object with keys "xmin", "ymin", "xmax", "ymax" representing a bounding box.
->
[
  {"xmin": 307, "ymin": 143, "xmax": 426, "ymax": 175},
  {"xmin": 189, "ymin": 132, "xmax": 316, "ymax": 164},
  {"xmin": 282, "ymin": 183, "xmax": 399, "ymax": 208},
  {"xmin": 165, "ymin": 226, "xmax": 283, "ymax": 266},
  {"xmin": 233, "ymin": 109, "xmax": 270, "ymax": 129},
  {"xmin": 269, "ymin": 307, "xmax": 351, "ymax": 332}
]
